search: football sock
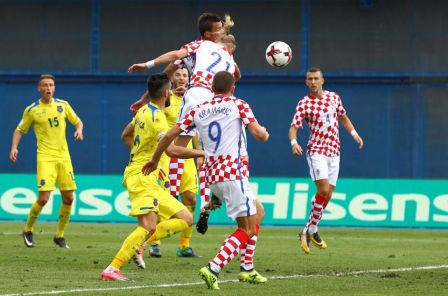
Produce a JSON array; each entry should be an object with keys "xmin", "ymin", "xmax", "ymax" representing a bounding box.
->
[
  {"xmin": 199, "ymin": 166, "xmax": 210, "ymax": 207},
  {"xmin": 169, "ymin": 158, "xmax": 184, "ymax": 198},
  {"xmin": 240, "ymin": 224, "xmax": 260, "ymax": 271},
  {"xmin": 179, "ymin": 205, "xmax": 194, "ymax": 249},
  {"xmin": 209, "ymin": 228, "xmax": 250, "ymax": 274},
  {"xmin": 147, "ymin": 218, "xmax": 189, "ymax": 243},
  {"xmin": 111, "ymin": 226, "xmax": 150, "ymax": 270},
  {"xmin": 24, "ymin": 202, "xmax": 43, "ymax": 232},
  {"xmin": 304, "ymin": 193, "xmax": 326, "ymax": 234},
  {"xmin": 56, "ymin": 203, "xmax": 72, "ymax": 238}
]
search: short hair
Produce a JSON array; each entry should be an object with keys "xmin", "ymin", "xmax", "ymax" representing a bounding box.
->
[
  {"xmin": 147, "ymin": 73, "xmax": 170, "ymax": 98},
  {"xmin": 306, "ymin": 67, "xmax": 323, "ymax": 77},
  {"xmin": 38, "ymin": 74, "xmax": 55, "ymax": 85},
  {"xmin": 221, "ymin": 34, "xmax": 236, "ymax": 52},
  {"xmin": 198, "ymin": 12, "xmax": 221, "ymax": 36},
  {"xmin": 212, "ymin": 71, "xmax": 235, "ymax": 94}
]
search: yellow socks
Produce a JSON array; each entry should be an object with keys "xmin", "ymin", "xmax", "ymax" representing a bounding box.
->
[
  {"xmin": 147, "ymin": 219, "xmax": 189, "ymax": 243},
  {"xmin": 178, "ymin": 205, "xmax": 195, "ymax": 249},
  {"xmin": 111, "ymin": 226, "xmax": 150, "ymax": 270},
  {"xmin": 56, "ymin": 203, "xmax": 72, "ymax": 238},
  {"xmin": 24, "ymin": 202, "xmax": 43, "ymax": 232}
]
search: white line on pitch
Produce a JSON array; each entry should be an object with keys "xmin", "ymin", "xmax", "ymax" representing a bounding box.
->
[{"xmin": 1, "ymin": 264, "xmax": 447, "ymax": 296}]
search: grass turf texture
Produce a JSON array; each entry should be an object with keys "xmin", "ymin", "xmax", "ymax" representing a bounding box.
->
[{"xmin": 0, "ymin": 222, "xmax": 447, "ymax": 296}]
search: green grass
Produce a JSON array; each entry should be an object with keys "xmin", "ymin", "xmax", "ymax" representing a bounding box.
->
[{"xmin": 0, "ymin": 222, "xmax": 447, "ymax": 296}]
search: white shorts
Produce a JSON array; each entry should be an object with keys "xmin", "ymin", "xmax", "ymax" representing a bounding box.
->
[
  {"xmin": 306, "ymin": 154, "xmax": 340, "ymax": 186},
  {"xmin": 209, "ymin": 178, "xmax": 257, "ymax": 220},
  {"xmin": 178, "ymin": 87, "xmax": 214, "ymax": 136}
]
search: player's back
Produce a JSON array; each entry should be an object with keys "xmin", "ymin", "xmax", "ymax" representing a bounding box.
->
[{"xmin": 190, "ymin": 41, "xmax": 235, "ymax": 90}]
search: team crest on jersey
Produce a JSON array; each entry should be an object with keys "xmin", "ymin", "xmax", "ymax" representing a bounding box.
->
[
  {"xmin": 153, "ymin": 198, "xmax": 159, "ymax": 206},
  {"xmin": 57, "ymin": 106, "xmax": 63, "ymax": 113}
]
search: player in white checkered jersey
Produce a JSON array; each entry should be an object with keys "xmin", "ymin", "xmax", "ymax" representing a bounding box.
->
[
  {"xmin": 141, "ymin": 71, "xmax": 269, "ymax": 289},
  {"xmin": 289, "ymin": 67, "xmax": 364, "ymax": 255}
]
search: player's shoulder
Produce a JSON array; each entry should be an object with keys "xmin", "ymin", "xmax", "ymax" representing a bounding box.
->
[
  {"xmin": 53, "ymin": 98, "xmax": 70, "ymax": 105},
  {"xmin": 24, "ymin": 99, "xmax": 41, "ymax": 113},
  {"xmin": 323, "ymin": 90, "xmax": 341, "ymax": 99}
]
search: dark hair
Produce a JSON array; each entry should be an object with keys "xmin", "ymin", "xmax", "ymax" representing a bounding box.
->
[
  {"xmin": 38, "ymin": 74, "xmax": 55, "ymax": 84},
  {"xmin": 198, "ymin": 12, "xmax": 221, "ymax": 36},
  {"xmin": 212, "ymin": 71, "xmax": 235, "ymax": 94},
  {"xmin": 147, "ymin": 73, "xmax": 170, "ymax": 98},
  {"xmin": 307, "ymin": 67, "xmax": 323, "ymax": 76}
]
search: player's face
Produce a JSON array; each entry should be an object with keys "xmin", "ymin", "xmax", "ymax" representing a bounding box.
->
[
  {"xmin": 171, "ymin": 68, "xmax": 189, "ymax": 89},
  {"xmin": 305, "ymin": 71, "xmax": 324, "ymax": 95},
  {"xmin": 204, "ymin": 21, "xmax": 223, "ymax": 42},
  {"xmin": 38, "ymin": 78, "xmax": 55, "ymax": 100}
]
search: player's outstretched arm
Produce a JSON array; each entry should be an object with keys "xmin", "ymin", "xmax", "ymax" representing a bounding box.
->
[
  {"xmin": 74, "ymin": 121, "xmax": 84, "ymax": 141},
  {"xmin": 130, "ymin": 91, "xmax": 150, "ymax": 113},
  {"xmin": 247, "ymin": 122, "xmax": 269, "ymax": 142},
  {"xmin": 339, "ymin": 114, "xmax": 364, "ymax": 149},
  {"xmin": 128, "ymin": 48, "xmax": 188, "ymax": 73},
  {"xmin": 9, "ymin": 129, "xmax": 23, "ymax": 163},
  {"xmin": 288, "ymin": 126, "xmax": 303, "ymax": 156}
]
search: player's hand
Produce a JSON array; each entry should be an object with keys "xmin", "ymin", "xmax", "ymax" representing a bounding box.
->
[
  {"xmin": 130, "ymin": 98, "xmax": 146, "ymax": 113},
  {"xmin": 9, "ymin": 148, "xmax": 18, "ymax": 163},
  {"xmin": 74, "ymin": 130, "xmax": 84, "ymax": 141},
  {"xmin": 196, "ymin": 156, "xmax": 204, "ymax": 170},
  {"xmin": 353, "ymin": 134, "xmax": 364, "ymax": 149},
  {"xmin": 174, "ymin": 86, "xmax": 187, "ymax": 96},
  {"xmin": 292, "ymin": 143, "xmax": 303, "ymax": 156},
  {"xmin": 142, "ymin": 159, "xmax": 158, "ymax": 175},
  {"xmin": 128, "ymin": 63, "xmax": 148, "ymax": 74}
]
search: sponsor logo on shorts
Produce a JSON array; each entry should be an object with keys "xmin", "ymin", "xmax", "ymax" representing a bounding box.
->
[
  {"xmin": 316, "ymin": 169, "xmax": 320, "ymax": 176},
  {"xmin": 39, "ymin": 179, "xmax": 46, "ymax": 187},
  {"xmin": 154, "ymin": 198, "xmax": 158, "ymax": 206},
  {"xmin": 164, "ymin": 181, "xmax": 170, "ymax": 189}
]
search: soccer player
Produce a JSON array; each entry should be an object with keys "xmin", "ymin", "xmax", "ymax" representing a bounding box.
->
[
  {"xmin": 9, "ymin": 74, "xmax": 84, "ymax": 248},
  {"xmin": 100, "ymin": 73, "xmax": 205, "ymax": 281},
  {"xmin": 288, "ymin": 67, "xmax": 364, "ymax": 254},
  {"xmin": 141, "ymin": 71, "xmax": 270, "ymax": 289}
]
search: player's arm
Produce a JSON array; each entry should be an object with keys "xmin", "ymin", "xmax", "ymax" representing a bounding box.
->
[
  {"xmin": 247, "ymin": 122, "xmax": 269, "ymax": 142},
  {"xmin": 234, "ymin": 63, "xmax": 241, "ymax": 81},
  {"xmin": 128, "ymin": 47, "xmax": 188, "ymax": 73},
  {"xmin": 339, "ymin": 114, "xmax": 364, "ymax": 149},
  {"xmin": 74, "ymin": 120, "xmax": 84, "ymax": 141},
  {"xmin": 9, "ymin": 129, "xmax": 23, "ymax": 163},
  {"xmin": 142, "ymin": 125, "xmax": 204, "ymax": 175},
  {"xmin": 130, "ymin": 91, "xmax": 150, "ymax": 113},
  {"xmin": 288, "ymin": 125, "xmax": 303, "ymax": 156},
  {"xmin": 121, "ymin": 122, "xmax": 135, "ymax": 149},
  {"xmin": 163, "ymin": 62, "xmax": 180, "ymax": 78}
]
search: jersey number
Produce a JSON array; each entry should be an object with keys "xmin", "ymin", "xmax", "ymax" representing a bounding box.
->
[
  {"xmin": 206, "ymin": 51, "xmax": 230, "ymax": 74},
  {"xmin": 208, "ymin": 121, "xmax": 222, "ymax": 153},
  {"xmin": 48, "ymin": 117, "xmax": 59, "ymax": 128}
]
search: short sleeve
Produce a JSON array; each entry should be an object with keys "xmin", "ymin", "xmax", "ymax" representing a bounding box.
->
[
  {"xmin": 177, "ymin": 108, "xmax": 196, "ymax": 133},
  {"xmin": 65, "ymin": 102, "xmax": 80, "ymax": 125},
  {"xmin": 336, "ymin": 95, "xmax": 346, "ymax": 116},
  {"xmin": 182, "ymin": 39, "xmax": 204, "ymax": 56},
  {"xmin": 291, "ymin": 100, "xmax": 306, "ymax": 128},
  {"xmin": 17, "ymin": 108, "xmax": 33, "ymax": 134},
  {"xmin": 235, "ymin": 99, "xmax": 256, "ymax": 127}
]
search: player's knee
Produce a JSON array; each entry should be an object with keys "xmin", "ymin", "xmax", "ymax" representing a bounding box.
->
[
  {"xmin": 178, "ymin": 209, "xmax": 193, "ymax": 226},
  {"xmin": 318, "ymin": 188, "xmax": 331, "ymax": 198},
  {"xmin": 37, "ymin": 199, "xmax": 48, "ymax": 207}
]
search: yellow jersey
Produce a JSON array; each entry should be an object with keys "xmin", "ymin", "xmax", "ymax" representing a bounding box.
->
[
  {"xmin": 124, "ymin": 102, "xmax": 170, "ymax": 178},
  {"xmin": 164, "ymin": 90, "xmax": 183, "ymax": 128},
  {"xmin": 17, "ymin": 98, "xmax": 80, "ymax": 161}
]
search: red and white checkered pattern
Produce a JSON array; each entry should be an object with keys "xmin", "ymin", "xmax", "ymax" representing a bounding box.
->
[
  {"xmin": 169, "ymin": 158, "xmax": 184, "ymax": 198},
  {"xmin": 177, "ymin": 95, "xmax": 255, "ymax": 184},
  {"xmin": 209, "ymin": 229, "xmax": 249, "ymax": 274},
  {"xmin": 291, "ymin": 90, "xmax": 346, "ymax": 157},
  {"xmin": 183, "ymin": 39, "xmax": 205, "ymax": 56},
  {"xmin": 199, "ymin": 165, "xmax": 210, "ymax": 206},
  {"xmin": 304, "ymin": 193, "xmax": 326, "ymax": 234},
  {"xmin": 240, "ymin": 224, "xmax": 259, "ymax": 271}
]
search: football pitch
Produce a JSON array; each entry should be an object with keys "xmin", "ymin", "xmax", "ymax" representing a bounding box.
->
[{"xmin": 0, "ymin": 222, "xmax": 447, "ymax": 296}]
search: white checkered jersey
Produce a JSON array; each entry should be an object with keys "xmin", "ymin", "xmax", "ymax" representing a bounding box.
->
[
  {"xmin": 291, "ymin": 90, "xmax": 347, "ymax": 157},
  {"xmin": 181, "ymin": 39, "xmax": 235, "ymax": 90},
  {"xmin": 174, "ymin": 55, "xmax": 195, "ymax": 75},
  {"xmin": 178, "ymin": 95, "xmax": 256, "ymax": 184}
]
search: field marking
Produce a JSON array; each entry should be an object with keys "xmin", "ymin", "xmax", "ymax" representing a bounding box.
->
[{"xmin": 1, "ymin": 264, "xmax": 447, "ymax": 296}]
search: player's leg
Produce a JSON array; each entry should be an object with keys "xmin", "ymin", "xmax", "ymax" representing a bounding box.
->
[
  {"xmin": 177, "ymin": 157, "xmax": 200, "ymax": 257},
  {"xmin": 169, "ymin": 157, "xmax": 184, "ymax": 198},
  {"xmin": 101, "ymin": 173, "xmax": 157, "ymax": 281},
  {"xmin": 23, "ymin": 161, "xmax": 58, "ymax": 247}
]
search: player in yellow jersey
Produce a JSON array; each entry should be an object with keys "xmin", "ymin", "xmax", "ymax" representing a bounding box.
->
[
  {"xmin": 9, "ymin": 74, "xmax": 84, "ymax": 249},
  {"xmin": 100, "ymin": 73, "xmax": 205, "ymax": 281}
]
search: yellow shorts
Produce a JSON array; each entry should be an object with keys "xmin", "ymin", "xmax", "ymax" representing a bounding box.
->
[
  {"xmin": 36, "ymin": 160, "xmax": 76, "ymax": 191},
  {"xmin": 124, "ymin": 172, "xmax": 186, "ymax": 218},
  {"xmin": 179, "ymin": 158, "xmax": 198, "ymax": 195}
]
